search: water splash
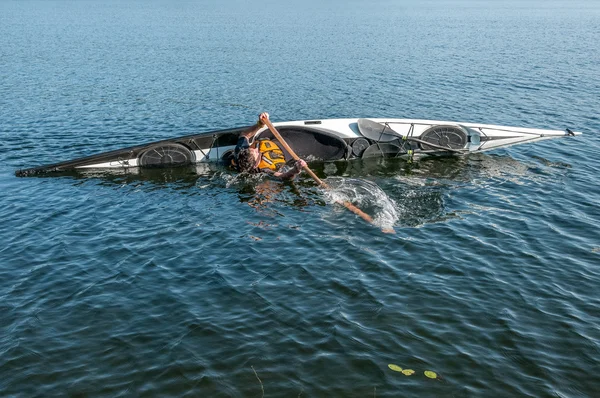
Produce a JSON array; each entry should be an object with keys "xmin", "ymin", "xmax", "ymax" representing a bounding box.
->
[{"xmin": 323, "ymin": 177, "xmax": 399, "ymax": 230}]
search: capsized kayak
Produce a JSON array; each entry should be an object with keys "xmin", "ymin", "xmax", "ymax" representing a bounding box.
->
[{"xmin": 15, "ymin": 118, "xmax": 581, "ymax": 176}]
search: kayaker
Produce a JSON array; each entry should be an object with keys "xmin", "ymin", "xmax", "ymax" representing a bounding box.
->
[{"xmin": 234, "ymin": 112, "xmax": 307, "ymax": 180}]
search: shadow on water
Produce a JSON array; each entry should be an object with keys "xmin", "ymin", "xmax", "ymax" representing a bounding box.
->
[{"xmin": 24, "ymin": 153, "xmax": 568, "ymax": 227}]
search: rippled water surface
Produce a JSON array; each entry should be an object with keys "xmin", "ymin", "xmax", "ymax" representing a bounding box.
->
[{"xmin": 1, "ymin": 1, "xmax": 599, "ymax": 397}]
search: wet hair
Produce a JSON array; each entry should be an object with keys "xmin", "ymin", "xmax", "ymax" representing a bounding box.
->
[{"xmin": 236, "ymin": 148, "xmax": 258, "ymax": 173}]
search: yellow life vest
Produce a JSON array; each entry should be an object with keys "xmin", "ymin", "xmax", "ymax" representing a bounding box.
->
[{"xmin": 256, "ymin": 139, "xmax": 286, "ymax": 171}]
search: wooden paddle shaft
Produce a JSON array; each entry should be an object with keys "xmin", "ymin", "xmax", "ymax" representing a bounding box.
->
[
  {"xmin": 262, "ymin": 119, "xmax": 327, "ymax": 187},
  {"xmin": 262, "ymin": 119, "xmax": 375, "ymax": 225}
]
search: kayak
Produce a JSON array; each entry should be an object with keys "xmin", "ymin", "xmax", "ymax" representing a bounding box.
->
[{"xmin": 15, "ymin": 118, "xmax": 581, "ymax": 176}]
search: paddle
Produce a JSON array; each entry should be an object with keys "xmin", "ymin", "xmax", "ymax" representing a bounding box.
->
[{"xmin": 262, "ymin": 118, "xmax": 394, "ymax": 233}]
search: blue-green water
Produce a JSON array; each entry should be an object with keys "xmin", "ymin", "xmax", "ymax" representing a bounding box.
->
[{"xmin": 1, "ymin": 1, "xmax": 599, "ymax": 396}]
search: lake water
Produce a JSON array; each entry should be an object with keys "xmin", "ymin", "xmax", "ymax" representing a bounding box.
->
[{"xmin": 1, "ymin": 1, "xmax": 599, "ymax": 396}]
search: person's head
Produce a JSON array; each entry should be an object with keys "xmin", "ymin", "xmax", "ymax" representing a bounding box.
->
[{"xmin": 236, "ymin": 147, "xmax": 260, "ymax": 172}]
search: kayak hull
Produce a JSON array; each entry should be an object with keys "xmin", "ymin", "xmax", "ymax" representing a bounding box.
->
[{"xmin": 15, "ymin": 118, "xmax": 581, "ymax": 176}]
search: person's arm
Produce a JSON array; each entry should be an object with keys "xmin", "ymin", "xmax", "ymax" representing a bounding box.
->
[
  {"xmin": 272, "ymin": 159, "xmax": 307, "ymax": 180},
  {"xmin": 241, "ymin": 112, "xmax": 269, "ymax": 141}
]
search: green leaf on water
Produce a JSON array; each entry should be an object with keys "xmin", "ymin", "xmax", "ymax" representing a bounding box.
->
[
  {"xmin": 388, "ymin": 364, "xmax": 403, "ymax": 372},
  {"xmin": 402, "ymin": 369, "xmax": 415, "ymax": 376},
  {"xmin": 424, "ymin": 370, "xmax": 438, "ymax": 379}
]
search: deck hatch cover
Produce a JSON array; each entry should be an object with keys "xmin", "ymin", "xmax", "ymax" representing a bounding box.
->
[{"xmin": 138, "ymin": 143, "xmax": 195, "ymax": 167}]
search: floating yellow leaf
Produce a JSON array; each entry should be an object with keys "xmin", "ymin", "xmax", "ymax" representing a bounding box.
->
[
  {"xmin": 402, "ymin": 369, "xmax": 415, "ymax": 376},
  {"xmin": 424, "ymin": 370, "xmax": 437, "ymax": 379},
  {"xmin": 388, "ymin": 364, "xmax": 403, "ymax": 372}
]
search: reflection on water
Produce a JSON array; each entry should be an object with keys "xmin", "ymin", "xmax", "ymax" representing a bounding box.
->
[
  {"xmin": 26, "ymin": 153, "xmax": 568, "ymax": 229},
  {"xmin": 317, "ymin": 153, "xmax": 571, "ymax": 226},
  {"xmin": 38, "ymin": 163, "xmax": 225, "ymax": 190},
  {"xmin": 234, "ymin": 178, "xmax": 313, "ymax": 218},
  {"xmin": 319, "ymin": 153, "xmax": 563, "ymax": 182},
  {"xmin": 29, "ymin": 152, "xmax": 566, "ymax": 184}
]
